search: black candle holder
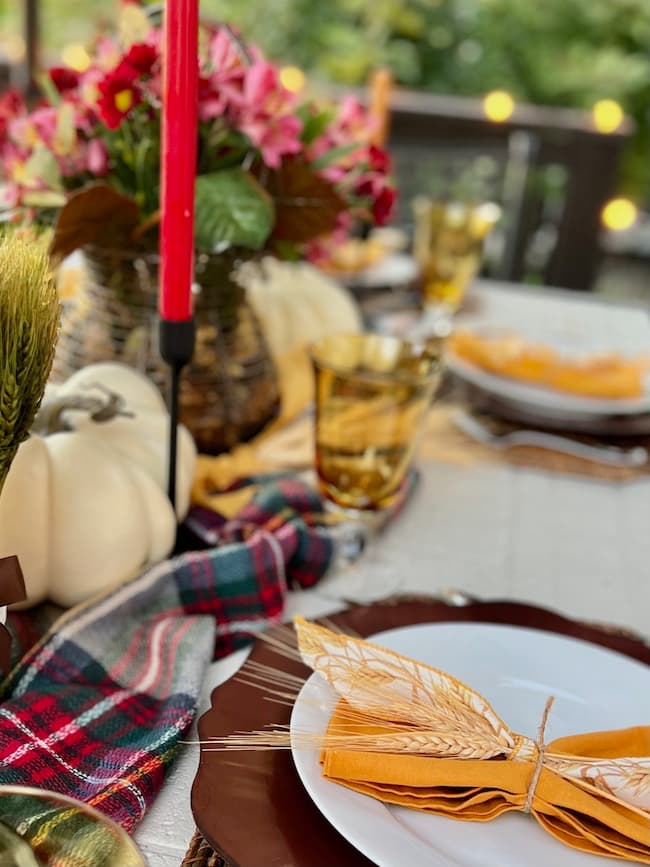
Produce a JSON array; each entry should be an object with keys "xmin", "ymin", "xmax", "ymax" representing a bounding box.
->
[{"xmin": 159, "ymin": 318, "xmax": 195, "ymax": 512}]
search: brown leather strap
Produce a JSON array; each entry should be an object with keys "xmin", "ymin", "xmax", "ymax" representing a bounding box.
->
[{"xmin": 0, "ymin": 557, "xmax": 26, "ymax": 677}]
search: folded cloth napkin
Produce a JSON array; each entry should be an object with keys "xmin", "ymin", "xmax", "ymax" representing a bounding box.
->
[
  {"xmin": 192, "ymin": 346, "xmax": 315, "ymax": 511},
  {"xmin": 0, "ymin": 478, "xmax": 333, "ymax": 832},
  {"xmin": 295, "ymin": 618, "xmax": 650, "ymax": 864}
]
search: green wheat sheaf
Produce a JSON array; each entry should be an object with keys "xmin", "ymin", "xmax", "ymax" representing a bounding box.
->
[{"xmin": 0, "ymin": 233, "xmax": 59, "ymax": 495}]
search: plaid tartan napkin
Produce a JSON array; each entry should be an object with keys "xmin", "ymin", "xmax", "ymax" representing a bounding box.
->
[
  {"xmin": 0, "ymin": 472, "xmax": 417, "ymax": 832},
  {"xmin": 0, "ymin": 478, "xmax": 332, "ymax": 831}
]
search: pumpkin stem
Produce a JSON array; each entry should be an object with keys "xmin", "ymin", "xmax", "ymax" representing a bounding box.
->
[{"xmin": 32, "ymin": 385, "xmax": 134, "ymax": 435}]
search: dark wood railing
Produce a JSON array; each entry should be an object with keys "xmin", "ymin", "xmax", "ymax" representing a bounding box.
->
[{"xmin": 382, "ymin": 89, "xmax": 634, "ymax": 290}]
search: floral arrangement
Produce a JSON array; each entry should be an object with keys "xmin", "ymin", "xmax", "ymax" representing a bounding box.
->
[{"xmin": 0, "ymin": 5, "xmax": 395, "ymax": 262}]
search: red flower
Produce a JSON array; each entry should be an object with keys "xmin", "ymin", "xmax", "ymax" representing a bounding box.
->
[
  {"xmin": 0, "ymin": 89, "xmax": 24, "ymax": 119},
  {"xmin": 372, "ymin": 185, "xmax": 396, "ymax": 225},
  {"xmin": 0, "ymin": 89, "xmax": 24, "ymax": 145},
  {"xmin": 97, "ymin": 73, "xmax": 141, "ymax": 129},
  {"xmin": 356, "ymin": 175, "xmax": 396, "ymax": 226},
  {"xmin": 118, "ymin": 42, "xmax": 158, "ymax": 78},
  {"xmin": 49, "ymin": 67, "xmax": 80, "ymax": 93},
  {"xmin": 367, "ymin": 144, "xmax": 390, "ymax": 174}
]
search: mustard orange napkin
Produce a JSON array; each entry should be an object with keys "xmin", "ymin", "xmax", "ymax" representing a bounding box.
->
[
  {"xmin": 448, "ymin": 329, "xmax": 650, "ymax": 400},
  {"xmin": 191, "ymin": 346, "xmax": 314, "ymax": 516},
  {"xmin": 295, "ymin": 617, "xmax": 650, "ymax": 863}
]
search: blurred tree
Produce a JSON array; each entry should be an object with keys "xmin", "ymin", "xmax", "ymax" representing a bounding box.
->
[{"xmin": 1, "ymin": 0, "xmax": 648, "ymax": 195}]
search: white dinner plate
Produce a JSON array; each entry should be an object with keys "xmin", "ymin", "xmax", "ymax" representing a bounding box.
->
[
  {"xmin": 291, "ymin": 622, "xmax": 650, "ymax": 867},
  {"xmin": 446, "ymin": 351, "xmax": 650, "ymax": 418},
  {"xmin": 338, "ymin": 253, "xmax": 420, "ymax": 292}
]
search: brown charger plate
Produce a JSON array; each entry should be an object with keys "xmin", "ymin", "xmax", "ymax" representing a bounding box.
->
[{"xmin": 191, "ymin": 596, "xmax": 650, "ymax": 867}]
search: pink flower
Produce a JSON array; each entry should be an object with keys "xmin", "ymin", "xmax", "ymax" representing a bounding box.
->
[
  {"xmin": 78, "ymin": 66, "xmax": 103, "ymax": 109},
  {"xmin": 231, "ymin": 61, "xmax": 303, "ymax": 166},
  {"xmin": 94, "ymin": 37, "xmax": 122, "ymax": 72},
  {"xmin": 1, "ymin": 187, "xmax": 20, "ymax": 209},
  {"xmin": 30, "ymin": 106, "xmax": 59, "ymax": 149},
  {"xmin": 337, "ymin": 96, "xmax": 369, "ymax": 132},
  {"xmin": 240, "ymin": 113, "xmax": 302, "ymax": 168},
  {"xmin": 243, "ymin": 62, "xmax": 277, "ymax": 108},
  {"xmin": 198, "ymin": 27, "xmax": 247, "ymax": 120},
  {"xmin": 209, "ymin": 27, "xmax": 246, "ymax": 81},
  {"xmin": 86, "ymin": 138, "xmax": 109, "ymax": 175},
  {"xmin": 242, "ymin": 62, "xmax": 293, "ymax": 115},
  {"xmin": 198, "ymin": 76, "xmax": 229, "ymax": 121},
  {"xmin": 8, "ymin": 116, "xmax": 37, "ymax": 151},
  {"xmin": 307, "ymin": 98, "xmax": 381, "ymax": 180}
]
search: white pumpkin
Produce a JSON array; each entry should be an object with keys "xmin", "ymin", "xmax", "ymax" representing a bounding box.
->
[
  {"xmin": 0, "ymin": 363, "xmax": 196, "ymax": 608},
  {"xmin": 238, "ymin": 257, "xmax": 362, "ymax": 357}
]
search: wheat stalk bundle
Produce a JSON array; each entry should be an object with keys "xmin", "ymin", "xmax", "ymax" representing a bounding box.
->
[{"xmin": 0, "ymin": 232, "xmax": 59, "ymax": 495}]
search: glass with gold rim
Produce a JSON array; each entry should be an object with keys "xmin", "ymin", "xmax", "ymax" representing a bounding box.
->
[
  {"xmin": 0, "ymin": 785, "xmax": 145, "ymax": 867},
  {"xmin": 413, "ymin": 197, "xmax": 501, "ymax": 335}
]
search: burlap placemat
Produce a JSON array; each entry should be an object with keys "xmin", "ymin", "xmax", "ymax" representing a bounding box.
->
[
  {"xmin": 420, "ymin": 404, "xmax": 650, "ymax": 482},
  {"xmin": 182, "ymin": 829, "xmax": 226, "ymax": 867}
]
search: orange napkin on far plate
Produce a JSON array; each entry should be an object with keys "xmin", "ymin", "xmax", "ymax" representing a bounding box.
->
[
  {"xmin": 295, "ymin": 618, "xmax": 650, "ymax": 863},
  {"xmin": 448, "ymin": 329, "xmax": 650, "ymax": 400}
]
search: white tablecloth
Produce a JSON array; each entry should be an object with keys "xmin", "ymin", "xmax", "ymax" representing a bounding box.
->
[{"xmin": 134, "ymin": 280, "xmax": 650, "ymax": 866}]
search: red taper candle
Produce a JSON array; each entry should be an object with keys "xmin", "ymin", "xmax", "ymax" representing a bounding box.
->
[{"xmin": 159, "ymin": 0, "xmax": 199, "ymax": 322}]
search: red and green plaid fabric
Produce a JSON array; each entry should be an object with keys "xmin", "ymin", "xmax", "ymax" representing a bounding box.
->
[{"xmin": 0, "ymin": 472, "xmax": 417, "ymax": 832}]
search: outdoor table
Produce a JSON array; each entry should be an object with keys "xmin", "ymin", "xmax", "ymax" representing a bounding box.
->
[{"xmin": 133, "ymin": 279, "xmax": 650, "ymax": 867}]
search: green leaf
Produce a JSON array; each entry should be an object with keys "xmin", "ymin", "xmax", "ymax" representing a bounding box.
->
[
  {"xmin": 194, "ymin": 169, "xmax": 274, "ymax": 252},
  {"xmin": 22, "ymin": 190, "xmax": 67, "ymax": 208},
  {"xmin": 297, "ymin": 104, "xmax": 334, "ymax": 144},
  {"xmin": 273, "ymin": 240, "xmax": 302, "ymax": 261},
  {"xmin": 54, "ymin": 103, "xmax": 76, "ymax": 157},
  {"xmin": 50, "ymin": 184, "xmax": 141, "ymax": 261},
  {"xmin": 310, "ymin": 143, "xmax": 359, "ymax": 170},
  {"xmin": 37, "ymin": 72, "xmax": 61, "ymax": 107},
  {"xmin": 22, "ymin": 143, "xmax": 62, "ymax": 191}
]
